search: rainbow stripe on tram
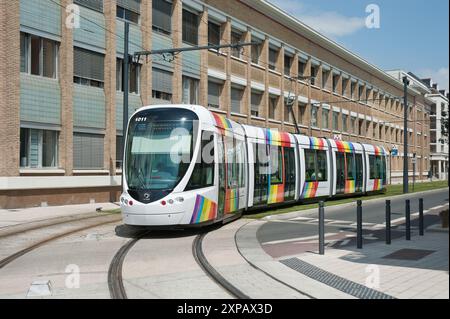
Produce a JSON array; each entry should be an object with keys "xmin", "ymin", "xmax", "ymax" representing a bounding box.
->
[
  {"xmin": 335, "ymin": 141, "xmax": 355, "ymax": 153},
  {"xmin": 190, "ymin": 195, "xmax": 218, "ymax": 224},
  {"xmin": 212, "ymin": 113, "xmax": 232, "ymax": 135},
  {"xmin": 265, "ymin": 129, "xmax": 291, "ymax": 147},
  {"xmin": 345, "ymin": 180, "xmax": 356, "ymax": 194},
  {"xmin": 372, "ymin": 179, "xmax": 383, "ymax": 191},
  {"xmin": 309, "ymin": 137, "xmax": 327, "ymax": 150},
  {"xmin": 268, "ymin": 184, "xmax": 285, "ymax": 204},
  {"xmin": 301, "ymin": 181, "xmax": 319, "ymax": 199},
  {"xmin": 374, "ymin": 146, "xmax": 385, "ymax": 156},
  {"xmin": 225, "ymin": 188, "xmax": 239, "ymax": 213}
]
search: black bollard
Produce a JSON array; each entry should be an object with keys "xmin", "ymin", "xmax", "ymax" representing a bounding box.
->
[
  {"xmin": 419, "ymin": 198, "xmax": 424, "ymax": 236},
  {"xmin": 357, "ymin": 200, "xmax": 363, "ymax": 249},
  {"xmin": 319, "ymin": 201, "xmax": 325, "ymax": 255},
  {"xmin": 406, "ymin": 199, "xmax": 411, "ymax": 240},
  {"xmin": 386, "ymin": 200, "xmax": 391, "ymax": 245}
]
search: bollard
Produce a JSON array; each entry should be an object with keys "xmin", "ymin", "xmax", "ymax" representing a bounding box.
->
[
  {"xmin": 386, "ymin": 200, "xmax": 391, "ymax": 245},
  {"xmin": 357, "ymin": 200, "xmax": 363, "ymax": 249},
  {"xmin": 319, "ymin": 201, "xmax": 325, "ymax": 255},
  {"xmin": 419, "ymin": 198, "xmax": 424, "ymax": 236},
  {"xmin": 405, "ymin": 199, "xmax": 411, "ymax": 240}
]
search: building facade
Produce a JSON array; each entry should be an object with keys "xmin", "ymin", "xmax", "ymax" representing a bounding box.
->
[{"xmin": 0, "ymin": 0, "xmax": 432, "ymax": 209}]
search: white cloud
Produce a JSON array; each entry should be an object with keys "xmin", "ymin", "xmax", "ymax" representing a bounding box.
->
[
  {"xmin": 419, "ymin": 67, "xmax": 449, "ymax": 92},
  {"xmin": 299, "ymin": 12, "xmax": 366, "ymax": 37},
  {"xmin": 268, "ymin": 0, "xmax": 366, "ymax": 38}
]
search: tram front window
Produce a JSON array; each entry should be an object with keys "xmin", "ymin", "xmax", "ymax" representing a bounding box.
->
[{"xmin": 125, "ymin": 108, "xmax": 198, "ymax": 192}]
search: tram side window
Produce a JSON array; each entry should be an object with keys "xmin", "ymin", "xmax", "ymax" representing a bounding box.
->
[
  {"xmin": 316, "ymin": 150, "xmax": 328, "ymax": 182},
  {"xmin": 346, "ymin": 153, "xmax": 355, "ymax": 180},
  {"xmin": 304, "ymin": 149, "xmax": 316, "ymax": 182},
  {"xmin": 270, "ymin": 145, "xmax": 283, "ymax": 184},
  {"xmin": 381, "ymin": 156, "xmax": 387, "ymax": 181},
  {"xmin": 304, "ymin": 149, "xmax": 327, "ymax": 182},
  {"xmin": 186, "ymin": 131, "xmax": 215, "ymax": 190},
  {"xmin": 369, "ymin": 155, "xmax": 385, "ymax": 180}
]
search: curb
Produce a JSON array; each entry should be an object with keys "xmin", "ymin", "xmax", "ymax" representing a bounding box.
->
[{"xmin": 259, "ymin": 187, "xmax": 449, "ymax": 222}]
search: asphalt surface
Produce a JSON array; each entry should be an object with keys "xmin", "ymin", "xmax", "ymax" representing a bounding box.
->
[{"xmin": 257, "ymin": 188, "xmax": 449, "ymax": 244}]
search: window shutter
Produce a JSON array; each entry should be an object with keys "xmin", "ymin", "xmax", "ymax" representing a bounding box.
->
[
  {"xmin": 153, "ymin": 0, "xmax": 172, "ymax": 33},
  {"xmin": 74, "ymin": 0, "xmax": 104, "ymax": 12},
  {"xmin": 117, "ymin": 0, "xmax": 141, "ymax": 13},
  {"xmin": 152, "ymin": 69, "xmax": 172, "ymax": 94},
  {"xmin": 74, "ymin": 48, "xmax": 105, "ymax": 81},
  {"xmin": 73, "ymin": 133, "xmax": 104, "ymax": 169},
  {"xmin": 208, "ymin": 82, "xmax": 221, "ymax": 107}
]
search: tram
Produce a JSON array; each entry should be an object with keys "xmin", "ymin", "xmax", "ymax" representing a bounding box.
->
[{"xmin": 120, "ymin": 104, "xmax": 387, "ymax": 227}]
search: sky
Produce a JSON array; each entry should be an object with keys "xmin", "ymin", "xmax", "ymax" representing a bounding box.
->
[{"xmin": 268, "ymin": 0, "xmax": 449, "ymax": 91}]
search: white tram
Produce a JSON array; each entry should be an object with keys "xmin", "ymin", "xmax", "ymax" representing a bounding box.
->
[{"xmin": 120, "ymin": 105, "xmax": 388, "ymax": 227}]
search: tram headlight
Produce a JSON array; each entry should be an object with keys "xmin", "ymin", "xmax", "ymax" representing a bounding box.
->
[{"xmin": 175, "ymin": 197, "xmax": 184, "ymax": 203}]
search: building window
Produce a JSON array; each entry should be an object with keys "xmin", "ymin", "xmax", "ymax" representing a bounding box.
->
[
  {"xmin": 182, "ymin": 76, "xmax": 199, "ymax": 104},
  {"xmin": 116, "ymin": 135, "xmax": 124, "ymax": 169},
  {"xmin": 342, "ymin": 78, "xmax": 348, "ymax": 96},
  {"xmin": 117, "ymin": 3, "xmax": 140, "ymax": 24},
  {"xmin": 20, "ymin": 128, "xmax": 59, "ymax": 168},
  {"xmin": 251, "ymin": 92, "xmax": 262, "ymax": 117},
  {"xmin": 333, "ymin": 111, "xmax": 339, "ymax": 131},
  {"xmin": 298, "ymin": 59, "xmax": 306, "ymax": 77},
  {"xmin": 322, "ymin": 108, "xmax": 329, "ymax": 129},
  {"xmin": 20, "ymin": 33, "xmax": 58, "ymax": 79},
  {"xmin": 332, "ymin": 73, "xmax": 340, "ymax": 93},
  {"xmin": 116, "ymin": 58, "xmax": 140, "ymax": 94},
  {"xmin": 251, "ymin": 37, "xmax": 261, "ymax": 64},
  {"xmin": 73, "ymin": 133, "xmax": 104, "ymax": 170},
  {"xmin": 152, "ymin": 0, "xmax": 172, "ymax": 35},
  {"xmin": 269, "ymin": 48, "xmax": 278, "ymax": 71},
  {"xmin": 366, "ymin": 88, "xmax": 371, "ymax": 103},
  {"xmin": 73, "ymin": 47, "xmax": 104, "ymax": 88},
  {"xmin": 182, "ymin": 9, "xmax": 199, "ymax": 45},
  {"xmin": 231, "ymin": 31, "xmax": 242, "ymax": 59},
  {"xmin": 322, "ymin": 69, "xmax": 330, "ymax": 90},
  {"xmin": 269, "ymin": 96, "xmax": 278, "ymax": 119},
  {"xmin": 358, "ymin": 85, "xmax": 364, "ymax": 101},
  {"xmin": 342, "ymin": 114, "xmax": 348, "ymax": 132},
  {"xmin": 299, "ymin": 102, "xmax": 307, "ymax": 125},
  {"xmin": 358, "ymin": 119, "xmax": 364, "ymax": 136},
  {"xmin": 208, "ymin": 81, "xmax": 222, "ymax": 108},
  {"xmin": 208, "ymin": 21, "xmax": 220, "ymax": 46},
  {"xmin": 284, "ymin": 55, "xmax": 292, "ymax": 76},
  {"xmin": 310, "ymin": 65, "xmax": 318, "ymax": 86},
  {"xmin": 350, "ymin": 81, "xmax": 356, "ymax": 99},
  {"xmin": 350, "ymin": 116, "xmax": 356, "ymax": 134},
  {"xmin": 74, "ymin": 0, "xmax": 103, "ymax": 12},
  {"xmin": 231, "ymin": 87, "xmax": 244, "ymax": 114},
  {"xmin": 311, "ymin": 104, "xmax": 318, "ymax": 127},
  {"xmin": 152, "ymin": 68, "xmax": 173, "ymax": 102},
  {"xmin": 284, "ymin": 99, "xmax": 293, "ymax": 123}
]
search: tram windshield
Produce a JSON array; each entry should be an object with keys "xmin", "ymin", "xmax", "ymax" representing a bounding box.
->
[{"xmin": 125, "ymin": 108, "xmax": 198, "ymax": 191}]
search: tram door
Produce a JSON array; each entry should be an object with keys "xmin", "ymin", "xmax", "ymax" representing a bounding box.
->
[
  {"xmin": 355, "ymin": 153, "xmax": 363, "ymax": 192},
  {"xmin": 253, "ymin": 143, "xmax": 269, "ymax": 206},
  {"xmin": 217, "ymin": 135, "xmax": 226, "ymax": 218},
  {"xmin": 336, "ymin": 152, "xmax": 346, "ymax": 194}
]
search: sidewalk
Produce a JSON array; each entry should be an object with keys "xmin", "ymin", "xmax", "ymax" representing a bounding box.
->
[
  {"xmin": 236, "ymin": 208, "xmax": 449, "ymax": 299},
  {"xmin": 0, "ymin": 202, "xmax": 120, "ymax": 228}
]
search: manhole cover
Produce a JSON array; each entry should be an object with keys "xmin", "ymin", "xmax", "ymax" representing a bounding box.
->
[{"xmin": 382, "ymin": 249, "xmax": 435, "ymax": 261}]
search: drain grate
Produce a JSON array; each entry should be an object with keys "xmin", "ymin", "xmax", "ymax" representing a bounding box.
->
[
  {"xmin": 382, "ymin": 249, "xmax": 435, "ymax": 261},
  {"xmin": 280, "ymin": 258, "xmax": 395, "ymax": 299}
]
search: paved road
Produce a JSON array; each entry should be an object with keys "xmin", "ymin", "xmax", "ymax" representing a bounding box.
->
[{"xmin": 257, "ymin": 188, "xmax": 449, "ymax": 245}]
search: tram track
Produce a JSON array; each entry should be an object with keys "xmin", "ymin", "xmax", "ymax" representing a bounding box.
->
[
  {"xmin": 0, "ymin": 214, "xmax": 122, "ymax": 270},
  {"xmin": 108, "ymin": 229, "xmax": 250, "ymax": 299}
]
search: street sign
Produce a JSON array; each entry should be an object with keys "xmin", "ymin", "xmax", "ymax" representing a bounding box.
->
[
  {"xmin": 411, "ymin": 157, "xmax": 417, "ymax": 165},
  {"xmin": 391, "ymin": 148, "xmax": 398, "ymax": 156}
]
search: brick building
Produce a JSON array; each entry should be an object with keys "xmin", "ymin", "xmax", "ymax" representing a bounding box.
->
[{"xmin": 0, "ymin": 0, "xmax": 432, "ymax": 208}]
